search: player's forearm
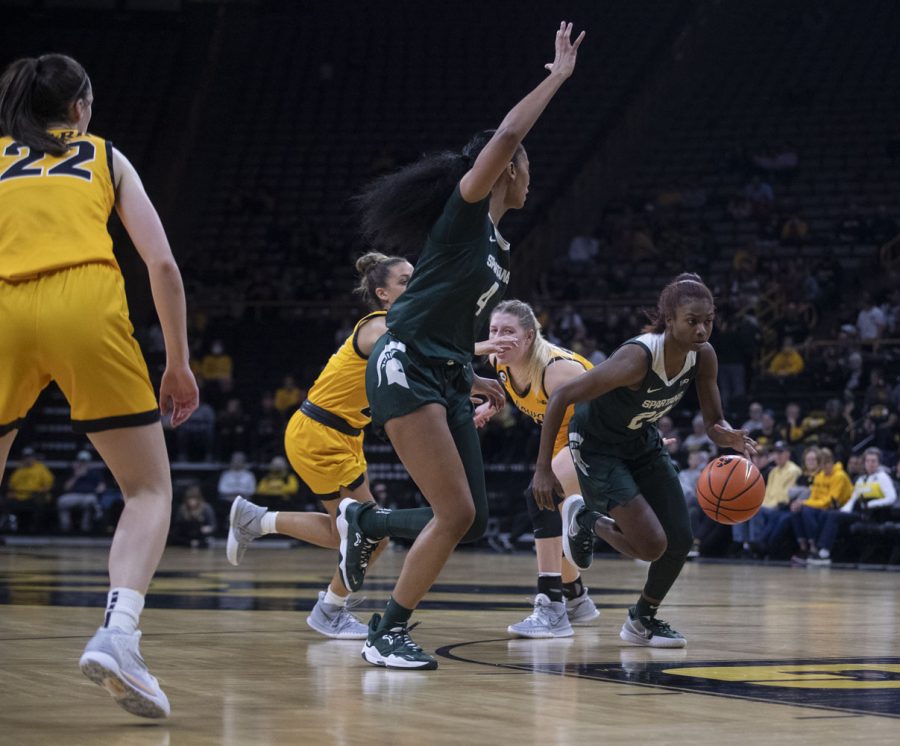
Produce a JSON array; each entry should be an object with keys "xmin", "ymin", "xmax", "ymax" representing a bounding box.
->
[
  {"xmin": 496, "ymin": 72, "xmax": 568, "ymax": 145},
  {"xmin": 147, "ymin": 258, "xmax": 191, "ymax": 369}
]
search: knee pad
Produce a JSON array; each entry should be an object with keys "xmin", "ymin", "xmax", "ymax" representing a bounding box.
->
[{"xmin": 524, "ymin": 485, "xmax": 563, "ymax": 539}]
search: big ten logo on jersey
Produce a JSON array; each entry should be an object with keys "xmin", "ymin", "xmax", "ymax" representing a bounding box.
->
[{"xmin": 1, "ymin": 139, "xmax": 96, "ymax": 182}]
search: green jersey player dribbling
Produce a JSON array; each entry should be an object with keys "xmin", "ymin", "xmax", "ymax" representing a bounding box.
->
[{"xmin": 533, "ymin": 273, "xmax": 758, "ymax": 647}]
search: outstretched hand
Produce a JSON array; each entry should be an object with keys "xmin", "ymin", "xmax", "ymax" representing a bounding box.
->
[
  {"xmin": 545, "ymin": 21, "xmax": 586, "ymax": 79},
  {"xmin": 713, "ymin": 423, "xmax": 758, "ymax": 459}
]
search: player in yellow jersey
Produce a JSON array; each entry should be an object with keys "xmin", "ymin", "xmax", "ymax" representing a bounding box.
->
[
  {"xmin": 0, "ymin": 55, "xmax": 198, "ymax": 718},
  {"xmin": 479, "ymin": 300, "xmax": 600, "ymax": 637},
  {"xmin": 225, "ymin": 253, "xmax": 413, "ymax": 638}
]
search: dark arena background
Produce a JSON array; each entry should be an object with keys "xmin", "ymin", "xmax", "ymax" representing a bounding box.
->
[{"xmin": 1, "ymin": 1, "xmax": 899, "ymax": 744}]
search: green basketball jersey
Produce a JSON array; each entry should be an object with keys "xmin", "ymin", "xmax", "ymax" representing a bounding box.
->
[
  {"xmin": 572, "ymin": 332, "xmax": 698, "ymax": 447},
  {"xmin": 386, "ymin": 184, "xmax": 510, "ymax": 363}
]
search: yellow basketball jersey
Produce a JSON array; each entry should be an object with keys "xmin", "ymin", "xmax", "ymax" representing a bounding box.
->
[
  {"xmin": 0, "ymin": 129, "xmax": 117, "ymax": 281},
  {"xmin": 307, "ymin": 311, "xmax": 386, "ymax": 429},
  {"xmin": 495, "ymin": 346, "xmax": 592, "ymax": 455}
]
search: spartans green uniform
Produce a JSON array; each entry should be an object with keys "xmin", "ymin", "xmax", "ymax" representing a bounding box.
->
[
  {"xmin": 364, "ymin": 184, "xmax": 510, "ymax": 543},
  {"xmin": 570, "ymin": 331, "xmax": 696, "ymax": 602},
  {"xmin": 569, "ymin": 332, "xmax": 697, "ymax": 514}
]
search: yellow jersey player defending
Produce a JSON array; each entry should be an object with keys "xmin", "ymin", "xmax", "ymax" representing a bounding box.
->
[
  {"xmin": 225, "ymin": 253, "xmax": 412, "ymax": 638},
  {"xmin": 0, "ymin": 55, "xmax": 198, "ymax": 717},
  {"xmin": 481, "ymin": 300, "xmax": 600, "ymax": 637}
]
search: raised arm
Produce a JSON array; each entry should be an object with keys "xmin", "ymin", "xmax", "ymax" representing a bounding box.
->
[
  {"xmin": 113, "ymin": 148, "xmax": 199, "ymax": 427},
  {"xmin": 459, "ymin": 22, "xmax": 585, "ymax": 203}
]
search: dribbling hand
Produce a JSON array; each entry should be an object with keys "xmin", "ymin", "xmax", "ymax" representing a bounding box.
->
[
  {"xmin": 160, "ymin": 365, "xmax": 199, "ymax": 428},
  {"xmin": 545, "ymin": 21, "xmax": 586, "ymax": 80},
  {"xmin": 713, "ymin": 423, "xmax": 758, "ymax": 459}
]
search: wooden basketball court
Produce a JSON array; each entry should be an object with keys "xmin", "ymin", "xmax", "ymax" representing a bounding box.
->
[{"xmin": 1, "ymin": 544, "xmax": 898, "ymax": 745}]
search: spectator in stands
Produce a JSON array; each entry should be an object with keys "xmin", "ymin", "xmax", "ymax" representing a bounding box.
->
[
  {"xmin": 255, "ymin": 456, "xmax": 301, "ymax": 510},
  {"xmin": 712, "ymin": 313, "xmax": 746, "ymax": 412},
  {"xmin": 836, "ymin": 202, "xmax": 866, "ymax": 243},
  {"xmin": 216, "ymin": 397, "xmax": 252, "ymax": 459},
  {"xmin": 200, "ymin": 339, "xmax": 233, "ymax": 389},
  {"xmin": 742, "ymin": 441, "xmax": 802, "ymax": 557},
  {"xmin": 767, "ymin": 337, "xmax": 804, "ymax": 379},
  {"xmin": 780, "ymin": 402, "xmax": 805, "ymax": 445},
  {"xmin": 842, "ymin": 351, "xmax": 866, "ymax": 398},
  {"xmin": 174, "ymin": 394, "xmax": 216, "ymax": 462},
  {"xmin": 780, "ymin": 212, "xmax": 809, "ymax": 245},
  {"xmin": 554, "ymin": 303, "xmax": 586, "ymax": 346},
  {"xmin": 577, "ymin": 336, "xmax": 607, "ymax": 366},
  {"xmin": 170, "ymin": 484, "xmax": 217, "ymax": 548},
  {"xmin": 807, "ymin": 447, "xmax": 896, "ymax": 566},
  {"xmin": 683, "ymin": 413, "xmax": 717, "ymax": 456},
  {"xmin": 251, "ymin": 392, "xmax": 281, "ymax": 462},
  {"xmin": 845, "ymin": 454, "xmax": 864, "ymax": 483},
  {"xmin": 855, "ymin": 294, "xmax": 886, "ymax": 342},
  {"xmin": 863, "ymin": 368, "xmax": 892, "ymax": 412},
  {"xmin": 743, "ymin": 176, "xmax": 774, "ymax": 216},
  {"xmin": 741, "ymin": 402, "xmax": 765, "ymax": 437},
  {"xmin": 57, "ymin": 450, "xmax": 106, "ymax": 534},
  {"xmin": 217, "ymin": 452, "xmax": 257, "ymax": 511},
  {"xmin": 789, "ymin": 447, "xmax": 853, "ymax": 563},
  {"xmin": 1, "ymin": 446, "xmax": 54, "ymax": 534},
  {"xmin": 882, "ymin": 288, "xmax": 900, "ymax": 336},
  {"xmin": 274, "ymin": 375, "xmax": 304, "ymax": 420},
  {"xmin": 567, "ymin": 233, "xmax": 600, "ymax": 264},
  {"xmin": 680, "ymin": 450, "xmax": 709, "ymax": 539},
  {"xmin": 755, "ymin": 410, "xmax": 781, "ymax": 450},
  {"xmin": 775, "ymin": 303, "xmax": 810, "ymax": 345}
]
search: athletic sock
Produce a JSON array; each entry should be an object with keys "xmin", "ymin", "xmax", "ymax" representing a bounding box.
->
[
  {"xmin": 324, "ymin": 585, "xmax": 347, "ymax": 607},
  {"xmin": 260, "ymin": 512, "xmax": 278, "ymax": 535},
  {"xmin": 103, "ymin": 587, "xmax": 144, "ymax": 633},
  {"xmin": 634, "ymin": 595, "xmax": 658, "ymax": 619},
  {"xmin": 537, "ymin": 574, "xmax": 563, "ymax": 603},
  {"xmin": 359, "ymin": 505, "xmax": 434, "ymax": 541},
  {"xmin": 377, "ymin": 597, "xmax": 413, "ymax": 632},
  {"xmin": 562, "ymin": 576, "xmax": 584, "ymax": 601}
]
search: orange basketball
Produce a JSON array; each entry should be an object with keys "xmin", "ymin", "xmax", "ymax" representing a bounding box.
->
[{"xmin": 696, "ymin": 455, "xmax": 765, "ymax": 525}]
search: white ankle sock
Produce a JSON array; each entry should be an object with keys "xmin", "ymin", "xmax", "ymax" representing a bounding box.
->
[
  {"xmin": 104, "ymin": 587, "xmax": 144, "ymax": 633},
  {"xmin": 324, "ymin": 585, "xmax": 347, "ymax": 607},
  {"xmin": 260, "ymin": 512, "xmax": 279, "ymax": 534}
]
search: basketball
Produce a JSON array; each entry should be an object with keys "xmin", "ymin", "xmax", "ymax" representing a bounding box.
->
[{"xmin": 696, "ymin": 455, "xmax": 765, "ymax": 525}]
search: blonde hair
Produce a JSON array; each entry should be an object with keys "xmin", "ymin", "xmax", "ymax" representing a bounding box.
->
[
  {"xmin": 354, "ymin": 252, "xmax": 407, "ymax": 310},
  {"xmin": 491, "ymin": 299, "xmax": 555, "ymax": 393},
  {"xmin": 801, "ymin": 446, "xmax": 822, "ymax": 474}
]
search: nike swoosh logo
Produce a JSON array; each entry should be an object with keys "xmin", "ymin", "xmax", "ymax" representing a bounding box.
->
[
  {"xmin": 489, "ymin": 236, "xmax": 496, "ymax": 243},
  {"xmin": 647, "ymin": 387, "xmax": 663, "ymax": 393}
]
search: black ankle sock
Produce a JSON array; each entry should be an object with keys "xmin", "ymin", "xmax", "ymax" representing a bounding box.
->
[
  {"xmin": 562, "ymin": 576, "xmax": 584, "ymax": 600},
  {"xmin": 537, "ymin": 574, "xmax": 563, "ymax": 603},
  {"xmin": 634, "ymin": 595, "xmax": 658, "ymax": 618},
  {"xmin": 378, "ymin": 597, "xmax": 413, "ymax": 632}
]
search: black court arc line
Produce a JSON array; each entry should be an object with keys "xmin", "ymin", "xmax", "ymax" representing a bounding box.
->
[{"xmin": 435, "ymin": 641, "xmax": 900, "ymax": 720}]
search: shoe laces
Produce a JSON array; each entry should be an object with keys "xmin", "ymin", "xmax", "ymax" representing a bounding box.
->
[
  {"xmin": 573, "ymin": 521, "xmax": 594, "ymax": 555},
  {"xmin": 388, "ymin": 622, "xmax": 423, "ymax": 652},
  {"xmin": 358, "ymin": 538, "xmax": 378, "ymax": 569},
  {"xmin": 643, "ymin": 615, "xmax": 676, "ymax": 636}
]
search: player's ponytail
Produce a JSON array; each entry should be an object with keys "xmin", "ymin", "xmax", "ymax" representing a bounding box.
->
[
  {"xmin": 643, "ymin": 272, "xmax": 714, "ymax": 333},
  {"xmin": 355, "ymin": 130, "xmax": 513, "ymax": 255},
  {"xmin": 354, "ymin": 252, "xmax": 408, "ymax": 310},
  {"xmin": 0, "ymin": 54, "xmax": 90, "ymax": 156}
]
